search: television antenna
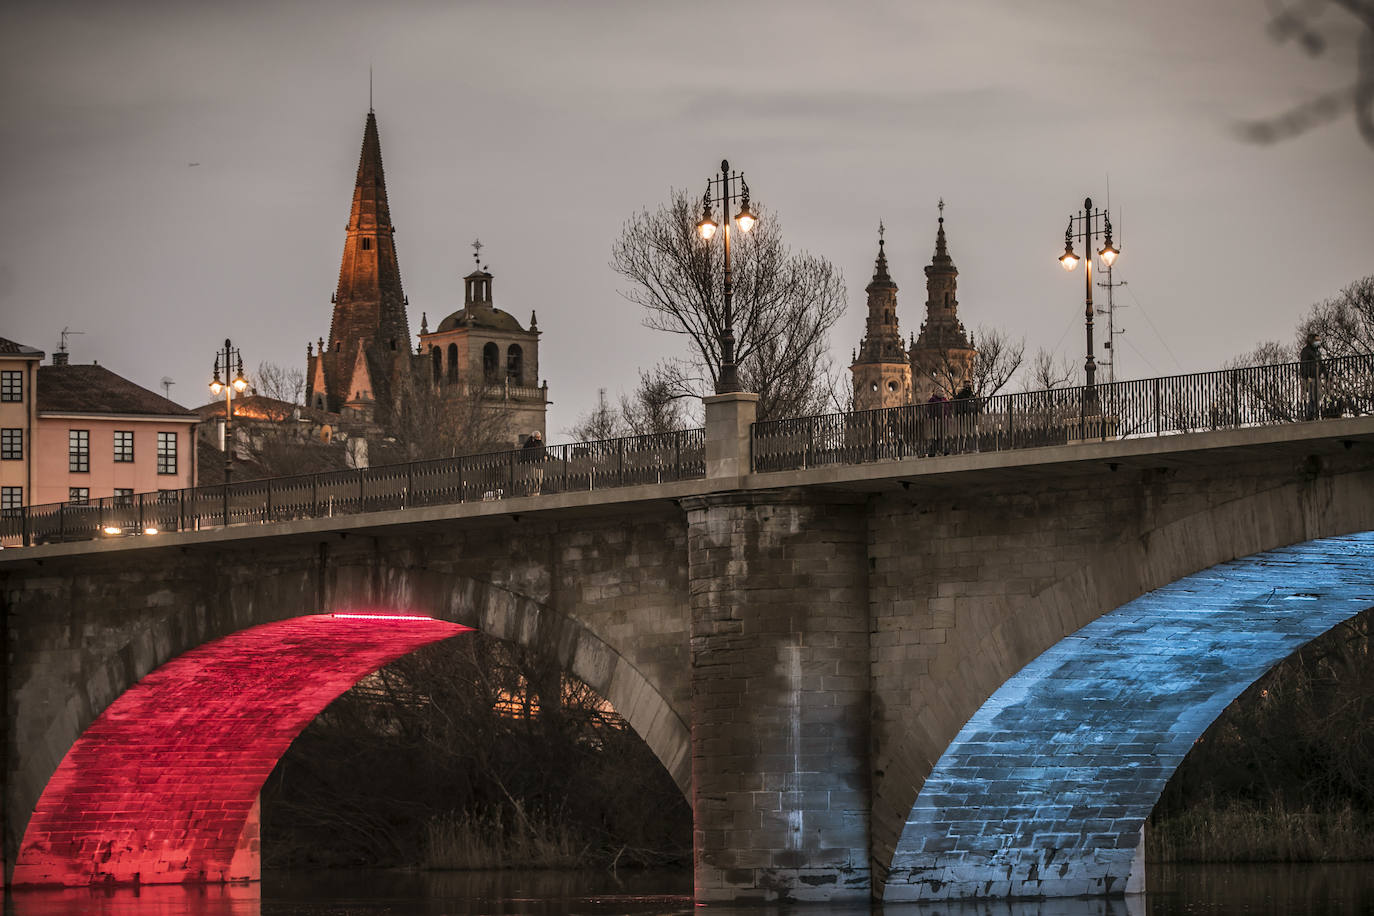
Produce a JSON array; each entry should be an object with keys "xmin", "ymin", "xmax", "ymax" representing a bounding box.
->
[{"xmin": 161, "ymin": 377, "xmax": 176, "ymax": 399}]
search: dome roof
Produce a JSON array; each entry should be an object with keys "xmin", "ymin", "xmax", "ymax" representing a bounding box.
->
[{"xmin": 435, "ymin": 307, "xmax": 526, "ymax": 333}]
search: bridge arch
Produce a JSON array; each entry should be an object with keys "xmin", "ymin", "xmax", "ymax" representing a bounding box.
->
[
  {"xmin": 882, "ymin": 532, "xmax": 1374, "ymax": 901},
  {"xmin": 9, "ymin": 564, "xmax": 689, "ymax": 887}
]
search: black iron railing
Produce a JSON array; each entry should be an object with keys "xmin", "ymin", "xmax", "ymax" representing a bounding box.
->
[
  {"xmin": 751, "ymin": 355, "xmax": 1374, "ymax": 473},
  {"xmin": 1, "ymin": 428, "xmax": 705, "ymax": 548}
]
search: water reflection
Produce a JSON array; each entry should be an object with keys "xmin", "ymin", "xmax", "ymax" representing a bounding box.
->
[{"xmin": 4, "ymin": 864, "xmax": 1373, "ymax": 915}]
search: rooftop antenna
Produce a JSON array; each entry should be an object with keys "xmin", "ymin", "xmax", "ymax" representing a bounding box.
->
[
  {"xmin": 161, "ymin": 376, "xmax": 175, "ymax": 399},
  {"xmin": 59, "ymin": 327, "xmax": 84, "ymax": 352}
]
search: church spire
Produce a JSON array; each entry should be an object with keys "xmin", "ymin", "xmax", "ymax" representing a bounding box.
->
[
  {"xmin": 850, "ymin": 221, "xmax": 910, "ymax": 410},
  {"xmin": 314, "ymin": 110, "xmax": 413, "ymax": 417},
  {"xmin": 932, "ymin": 197, "xmax": 952, "ymax": 266}
]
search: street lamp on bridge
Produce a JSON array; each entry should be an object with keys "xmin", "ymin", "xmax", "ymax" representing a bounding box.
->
[
  {"xmin": 696, "ymin": 159, "xmax": 759, "ymax": 394},
  {"xmin": 1058, "ymin": 197, "xmax": 1119, "ymax": 393},
  {"xmin": 209, "ymin": 339, "xmax": 249, "ymax": 482}
]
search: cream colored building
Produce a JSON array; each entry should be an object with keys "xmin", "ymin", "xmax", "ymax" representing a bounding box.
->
[{"xmin": 0, "ymin": 337, "xmax": 44, "ymax": 516}]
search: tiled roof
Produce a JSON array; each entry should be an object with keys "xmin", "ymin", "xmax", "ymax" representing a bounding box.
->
[
  {"xmin": 0, "ymin": 336, "xmax": 44, "ymax": 356},
  {"xmin": 38, "ymin": 364, "xmax": 198, "ymax": 418},
  {"xmin": 194, "ymin": 395, "xmax": 334, "ymax": 424}
]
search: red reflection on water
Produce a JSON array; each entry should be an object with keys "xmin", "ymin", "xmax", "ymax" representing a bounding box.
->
[{"xmin": 13, "ymin": 613, "xmax": 467, "ymax": 887}]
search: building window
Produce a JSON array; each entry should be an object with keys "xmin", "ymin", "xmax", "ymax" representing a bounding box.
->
[
  {"xmin": 447, "ymin": 343, "xmax": 460, "ymax": 382},
  {"xmin": 431, "ymin": 346, "xmax": 442, "ymax": 382},
  {"xmin": 69, "ymin": 429, "xmax": 89, "ymax": 473},
  {"xmin": 361, "ymin": 237, "xmax": 372, "ymax": 250},
  {"xmin": 1, "ymin": 428, "xmax": 21, "ymax": 460},
  {"xmin": 69, "ymin": 487, "xmax": 89, "ymax": 505},
  {"xmin": 113, "ymin": 430, "xmax": 134, "ymax": 463},
  {"xmin": 1, "ymin": 370, "xmax": 21, "ymax": 402},
  {"xmin": 157, "ymin": 432, "xmax": 178, "ymax": 475},
  {"xmin": 113, "ymin": 487, "xmax": 134, "ymax": 506},
  {"xmin": 483, "ymin": 342, "xmax": 499, "ymax": 381},
  {"xmin": 1, "ymin": 486, "xmax": 20, "ymax": 517},
  {"xmin": 507, "ymin": 344, "xmax": 523, "ymax": 384}
]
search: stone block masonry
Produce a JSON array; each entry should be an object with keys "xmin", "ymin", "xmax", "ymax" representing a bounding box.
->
[{"xmin": 685, "ymin": 490, "xmax": 871, "ymax": 903}]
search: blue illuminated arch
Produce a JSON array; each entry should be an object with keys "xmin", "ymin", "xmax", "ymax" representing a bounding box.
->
[{"xmin": 885, "ymin": 532, "xmax": 1374, "ymax": 901}]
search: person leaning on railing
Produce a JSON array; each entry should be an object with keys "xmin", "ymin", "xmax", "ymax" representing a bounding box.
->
[
  {"xmin": 520, "ymin": 431, "xmax": 547, "ymax": 496},
  {"xmin": 1299, "ymin": 333, "xmax": 1323, "ymax": 421}
]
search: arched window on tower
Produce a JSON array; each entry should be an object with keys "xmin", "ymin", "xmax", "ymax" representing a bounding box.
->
[
  {"xmin": 431, "ymin": 346, "xmax": 442, "ymax": 382},
  {"xmin": 447, "ymin": 343, "xmax": 460, "ymax": 382},
  {"xmin": 362, "ymin": 238, "xmax": 372, "ymax": 251},
  {"xmin": 483, "ymin": 342, "xmax": 499, "ymax": 382},
  {"xmin": 507, "ymin": 344, "xmax": 523, "ymax": 385},
  {"xmin": 944, "ymin": 291, "xmax": 951, "ymax": 308}
]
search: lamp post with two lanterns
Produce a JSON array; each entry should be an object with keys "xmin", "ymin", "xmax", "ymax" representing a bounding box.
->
[
  {"xmin": 1057, "ymin": 197, "xmax": 1119, "ymax": 395},
  {"xmin": 208, "ymin": 338, "xmax": 249, "ymax": 482},
  {"xmin": 695, "ymin": 159, "xmax": 758, "ymax": 394}
]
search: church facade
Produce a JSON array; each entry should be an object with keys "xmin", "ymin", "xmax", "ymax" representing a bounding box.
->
[
  {"xmin": 850, "ymin": 205, "xmax": 978, "ymax": 411},
  {"xmin": 305, "ymin": 111, "xmax": 548, "ymax": 450}
]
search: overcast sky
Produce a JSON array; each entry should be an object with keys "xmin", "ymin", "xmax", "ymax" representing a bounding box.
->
[{"xmin": 2, "ymin": 0, "xmax": 1370, "ymax": 435}]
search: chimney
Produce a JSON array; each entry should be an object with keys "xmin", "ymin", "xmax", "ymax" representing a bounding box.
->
[{"xmin": 52, "ymin": 351, "xmax": 69, "ymax": 366}]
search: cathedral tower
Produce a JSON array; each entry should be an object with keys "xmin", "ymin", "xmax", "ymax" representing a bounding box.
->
[
  {"xmin": 910, "ymin": 201, "xmax": 976, "ymax": 402},
  {"xmin": 849, "ymin": 224, "xmax": 911, "ymax": 410},
  {"xmin": 306, "ymin": 110, "xmax": 412, "ymax": 424}
]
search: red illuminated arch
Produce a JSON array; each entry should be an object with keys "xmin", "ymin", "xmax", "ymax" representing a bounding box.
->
[{"xmin": 13, "ymin": 613, "xmax": 468, "ymax": 887}]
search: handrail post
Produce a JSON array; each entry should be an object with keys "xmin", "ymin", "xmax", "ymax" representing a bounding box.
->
[
  {"xmin": 1153, "ymin": 378, "xmax": 1162, "ymax": 435},
  {"xmin": 222, "ymin": 483, "xmax": 229, "ymax": 529},
  {"xmin": 97, "ymin": 497, "xmax": 104, "ymax": 532},
  {"xmin": 618, "ymin": 438, "xmax": 625, "ymax": 486},
  {"xmin": 358, "ymin": 471, "xmax": 365, "ymax": 513},
  {"xmin": 138, "ymin": 493, "xmax": 144, "ymax": 534},
  {"xmin": 311, "ymin": 474, "xmax": 319, "ymax": 518},
  {"xmin": 458, "ymin": 459, "xmax": 465, "ymax": 503},
  {"xmin": 59, "ymin": 502, "xmax": 65, "ymax": 542},
  {"xmin": 509, "ymin": 450, "xmax": 516, "ymax": 497},
  {"xmin": 22, "ymin": 506, "xmax": 30, "ymax": 547},
  {"xmin": 406, "ymin": 461, "xmax": 414, "ymax": 509},
  {"xmin": 179, "ymin": 488, "xmax": 185, "ymax": 533},
  {"xmin": 265, "ymin": 479, "xmax": 273, "ymax": 524},
  {"xmin": 675, "ymin": 435, "xmax": 682, "ymax": 480}
]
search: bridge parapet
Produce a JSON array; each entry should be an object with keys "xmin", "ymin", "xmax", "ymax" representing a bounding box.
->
[{"xmin": 752, "ymin": 354, "xmax": 1373, "ymax": 472}]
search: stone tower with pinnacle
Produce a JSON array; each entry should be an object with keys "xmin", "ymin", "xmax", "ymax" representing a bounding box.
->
[
  {"xmin": 306, "ymin": 109, "xmax": 413, "ymax": 425},
  {"xmin": 909, "ymin": 200, "xmax": 976, "ymax": 402},
  {"xmin": 849, "ymin": 222, "xmax": 912, "ymax": 410}
]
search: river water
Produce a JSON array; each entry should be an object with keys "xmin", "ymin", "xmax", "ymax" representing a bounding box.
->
[{"xmin": 4, "ymin": 864, "xmax": 1374, "ymax": 915}]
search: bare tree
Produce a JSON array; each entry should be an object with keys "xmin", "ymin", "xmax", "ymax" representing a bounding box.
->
[
  {"xmin": 612, "ymin": 189, "xmax": 847, "ymax": 421},
  {"xmin": 967, "ymin": 326, "xmax": 1025, "ymax": 397},
  {"xmin": 1238, "ymin": 1, "xmax": 1374, "ymax": 149},
  {"xmin": 390, "ymin": 371, "xmax": 510, "ymax": 461},
  {"xmin": 252, "ymin": 362, "xmax": 306, "ymax": 404},
  {"xmin": 566, "ymin": 388, "xmax": 627, "ymax": 442},
  {"xmin": 1025, "ymin": 347, "xmax": 1077, "ymax": 391},
  {"xmin": 620, "ymin": 368, "xmax": 689, "ymax": 436},
  {"xmin": 1300, "ymin": 275, "xmax": 1374, "ymax": 356}
]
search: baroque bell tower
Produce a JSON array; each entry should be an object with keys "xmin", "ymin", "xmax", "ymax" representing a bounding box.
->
[
  {"xmin": 849, "ymin": 223, "xmax": 911, "ymax": 410},
  {"xmin": 910, "ymin": 200, "xmax": 976, "ymax": 402},
  {"xmin": 306, "ymin": 109, "xmax": 412, "ymax": 424}
]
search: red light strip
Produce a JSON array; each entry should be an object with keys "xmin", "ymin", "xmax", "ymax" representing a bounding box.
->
[{"xmin": 330, "ymin": 612, "xmax": 434, "ymax": 621}]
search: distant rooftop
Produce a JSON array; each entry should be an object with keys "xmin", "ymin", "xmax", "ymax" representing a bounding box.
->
[
  {"xmin": 38, "ymin": 363, "xmax": 197, "ymax": 418},
  {"xmin": 0, "ymin": 336, "xmax": 45, "ymax": 357}
]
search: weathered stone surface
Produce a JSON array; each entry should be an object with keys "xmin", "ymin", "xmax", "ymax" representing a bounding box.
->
[{"xmin": 5, "ymin": 421, "xmax": 1374, "ymax": 900}]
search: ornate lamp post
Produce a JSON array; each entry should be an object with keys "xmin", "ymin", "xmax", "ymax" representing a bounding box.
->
[
  {"xmin": 208, "ymin": 339, "xmax": 249, "ymax": 482},
  {"xmin": 1058, "ymin": 197, "xmax": 1120, "ymax": 394},
  {"xmin": 695, "ymin": 159, "xmax": 758, "ymax": 394}
]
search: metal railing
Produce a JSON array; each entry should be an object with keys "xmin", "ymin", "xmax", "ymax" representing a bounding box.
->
[
  {"xmin": 752, "ymin": 355, "xmax": 1374, "ymax": 473},
  {"xmin": 1, "ymin": 428, "xmax": 704, "ymax": 548}
]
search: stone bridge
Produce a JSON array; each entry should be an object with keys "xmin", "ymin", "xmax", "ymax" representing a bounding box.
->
[{"xmin": 4, "ymin": 401, "xmax": 1374, "ymax": 902}]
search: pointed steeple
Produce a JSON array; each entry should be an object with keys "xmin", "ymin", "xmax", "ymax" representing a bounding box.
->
[
  {"xmin": 314, "ymin": 110, "xmax": 413, "ymax": 418},
  {"xmin": 931, "ymin": 197, "xmax": 952, "ymax": 267},
  {"xmin": 870, "ymin": 220, "xmax": 892, "ymax": 284},
  {"xmin": 850, "ymin": 221, "xmax": 910, "ymax": 410},
  {"xmin": 911, "ymin": 199, "xmax": 975, "ymax": 401}
]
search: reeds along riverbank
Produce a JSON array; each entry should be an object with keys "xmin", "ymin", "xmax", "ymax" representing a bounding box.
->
[
  {"xmin": 423, "ymin": 804, "xmax": 588, "ymax": 870},
  {"xmin": 1148, "ymin": 797, "xmax": 1374, "ymax": 863}
]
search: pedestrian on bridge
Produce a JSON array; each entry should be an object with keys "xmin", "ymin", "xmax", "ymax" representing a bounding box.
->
[{"xmin": 521, "ymin": 431, "xmax": 546, "ymax": 496}]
